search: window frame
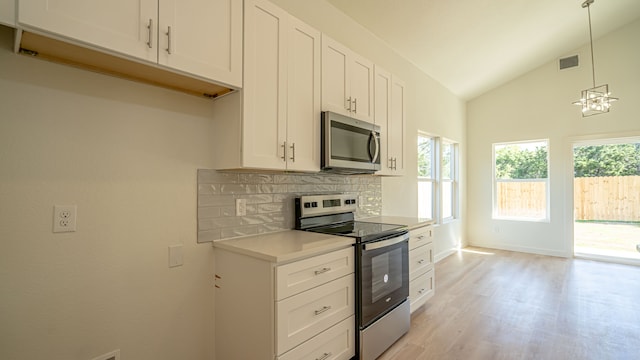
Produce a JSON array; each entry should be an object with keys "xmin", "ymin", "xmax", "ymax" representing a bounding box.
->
[
  {"xmin": 440, "ymin": 139, "xmax": 458, "ymax": 223},
  {"xmin": 492, "ymin": 139, "xmax": 550, "ymax": 222},
  {"xmin": 417, "ymin": 133, "xmax": 436, "ymax": 221}
]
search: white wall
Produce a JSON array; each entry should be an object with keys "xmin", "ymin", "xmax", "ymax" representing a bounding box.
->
[
  {"xmin": 0, "ymin": 26, "xmax": 216, "ymax": 359},
  {"xmin": 270, "ymin": 0, "xmax": 467, "ymax": 259},
  {"xmin": 0, "ymin": 1, "xmax": 468, "ymax": 358},
  {"xmin": 467, "ymin": 20, "xmax": 640, "ymax": 256}
]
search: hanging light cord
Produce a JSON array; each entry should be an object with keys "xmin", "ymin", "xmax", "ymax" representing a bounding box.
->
[{"xmin": 584, "ymin": 0, "xmax": 596, "ymax": 88}]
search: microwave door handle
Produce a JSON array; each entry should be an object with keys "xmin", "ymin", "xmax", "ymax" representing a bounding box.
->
[{"xmin": 369, "ymin": 131, "xmax": 380, "ymax": 164}]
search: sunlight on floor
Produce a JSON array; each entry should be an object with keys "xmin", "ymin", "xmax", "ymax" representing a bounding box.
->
[{"xmin": 460, "ymin": 248, "xmax": 495, "ymax": 255}]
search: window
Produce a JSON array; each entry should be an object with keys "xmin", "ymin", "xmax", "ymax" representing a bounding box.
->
[
  {"xmin": 418, "ymin": 135, "xmax": 435, "ymax": 220},
  {"xmin": 418, "ymin": 134, "xmax": 459, "ymax": 222},
  {"xmin": 441, "ymin": 141, "xmax": 458, "ymax": 221},
  {"xmin": 493, "ymin": 140, "xmax": 549, "ymax": 221}
]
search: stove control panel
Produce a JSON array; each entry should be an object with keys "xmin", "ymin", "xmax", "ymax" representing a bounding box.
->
[{"xmin": 297, "ymin": 194, "xmax": 357, "ymax": 218}]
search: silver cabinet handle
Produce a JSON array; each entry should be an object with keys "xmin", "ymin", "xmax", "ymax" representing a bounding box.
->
[
  {"xmin": 418, "ymin": 288, "xmax": 425, "ymax": 294},
  {"xmin": 166, "ymin": 26, "xmax": 172, "ymax": 54},
  {"xmin": 314, "ymin": 267, "xmax": 331, "ymax": 275},
  {"xmin": 281, "ymin": 142, "xmax": 286, "ymax": 161},
  {"xmin": 418, "ymin": 259, "xmax": 425, "ymax": 264},
  {"xmin": 353, "ymin": 98, "xmax": 357, "ymax": 113},
  {"xmin": 289, "ymin": 143, "xmax": 295, "ymax": 162},
  {"xmin": 146, "ymin": 19, "xmax": 153, "ymax": 48},
  {"xmin": 316, "ymin": 352, "xmax": 332, "ymax": 360},
  {"xmin": 417, "ymin": 235, "xmax": 425, "ymax": 240},
  {"xmin": 346, "ymin": 97, "xmax": 352, "ymax": 111},
  {"xmin": 314, "ymin": 306, "xmax": 331, "ymax": 315}
]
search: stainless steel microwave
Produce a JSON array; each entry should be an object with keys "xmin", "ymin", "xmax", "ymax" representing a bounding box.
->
[{"xmin": 321, "ymin": 111, "xmax": 381, "ymax": 174}]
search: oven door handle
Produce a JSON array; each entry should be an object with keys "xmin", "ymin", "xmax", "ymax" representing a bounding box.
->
[{"xmin": 363, "ymin": 233, "xmax": 409, "ymax": 251}]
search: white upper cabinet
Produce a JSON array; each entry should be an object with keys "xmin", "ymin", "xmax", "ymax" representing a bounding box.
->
[
  {"xmin": 212, "ymin": 0, "xmax": 320, "ymax": 172},
  {"xmin": 18, "ymin": 0, "xmax": 159, "ymax": 63},
  {"xmin": 0, "ymin": 0, "xmax": 15, "ymax": 27},
  {"xmin": 390, "ymin": 76, "xmax": 406, "ymax": 175},
  {"xmin": 374, "ymin": 65, "xmax": 405, "ymax": 176},
  {"xmin": 242, "ymin": 0, "xmax": 288, "ymax": 170},
  {"xmin": 286, "ymin": 16, "xmax": 321, "ymax": 171},
  {"xmin": 321, "ymin": 34, "xmax": 374, "ymax": 123},
  {"xmin": 17, "ymin": 0, "xmax": 242, "ymax": 87},
  {"xmin": 158, "ymin": 0, "xmax": 242, "ymax": 86}
]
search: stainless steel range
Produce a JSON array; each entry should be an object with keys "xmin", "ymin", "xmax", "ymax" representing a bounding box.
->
[{"xmin": 295, "ymin": 194, "xmax": 410, "ymax": 360}]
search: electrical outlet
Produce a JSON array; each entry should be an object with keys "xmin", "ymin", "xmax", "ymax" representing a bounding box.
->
[
  {"xmin": 168, "ymin": 244, "xmax": 184, "ymax": 268},
  {"xmin": 90, "ymin": 349, "xmax": 120, "ymax": 360},
  {"xmin": 53, "ymin": 205, "xmax": 77, "ymax": 233},
  {"xmin": 235, "ymin": 198, "xmax": 247, "ymax": 216}
]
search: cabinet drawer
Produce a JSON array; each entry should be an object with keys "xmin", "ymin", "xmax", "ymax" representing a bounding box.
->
[
  {"xmin": 409, "ymin": 269, "xmax": 434, "ymax": 313},
  {"xmin": 276, "ymin": 247, "xmax": 354, "ymax": 300},
  {"xmin": 276, "ymin": 274, "xmax": 355, "ymax": 355},
  {"xmin": 409, "ymin": 243, "xmax": 433, "ymax": 280},
  {"xmin": 278, "ymin": 315, "xmax": 355, "ymax": 360},
  {"xmin": 409, "ymin": 226, "xmax": 432, "ymax": 250}
]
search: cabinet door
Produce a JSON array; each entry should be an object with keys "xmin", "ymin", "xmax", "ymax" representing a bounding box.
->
[
  {"xmin": 242, "ymin": 0, "xmax": 287, "ymax": 169},
  {"xmin": 349, "ymin": 53, "xmax": 374, "ymax": 123},
  {"xmin": 18, "ymin": 0, "xmax": 158, "ymax": 62},
  {"xmin": 321, "ymin": 34, "xmax": 350, "ymax": 116},
  {"xmin": 0, "ymin": 0, "xmax": 14, "ymax": 27},
  {"xmin": 374, "ymin": 66, "xmax": 392, "ymax": 175},
  {"xmin": 390, "ymin": 76, "xmax": 406, "ymax": 175},
  {"xmin": 286, "ymin": 17, "xmax": 321, "ymax": 171},
  {"xmin": 158, "ymin": 0, "xmax": 242, "ymax": 87}
]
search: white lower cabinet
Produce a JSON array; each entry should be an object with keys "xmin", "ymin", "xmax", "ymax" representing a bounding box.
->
[
  {"xmin": 215, "ymin": 246, "xmax": 355, "ymax": 360},
  {"xmin": 278, "ymin": 316, "xmax": 355, "ymax": 360},
  {"xmin": 408, "ymin": 225, "xmax": 435, "ymax": 313}
]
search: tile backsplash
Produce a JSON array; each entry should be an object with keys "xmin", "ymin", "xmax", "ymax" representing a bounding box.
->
[{"xmin": 197, "ymin": 169, "xmax": 382, "ymax": 242}]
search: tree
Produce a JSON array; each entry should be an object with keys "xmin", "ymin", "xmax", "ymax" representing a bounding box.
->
[
  {"xmin": 495, "ymin": 144, "xmax": 548, "ymax": 179},
  {"xmin": 574, "ymin": 144, "xmax": 640, "ymax": 177}
]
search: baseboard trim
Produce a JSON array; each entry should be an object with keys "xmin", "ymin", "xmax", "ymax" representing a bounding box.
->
[
  {"xmin": 467, "ymin": 242, "xmax": 570, "ymax": 258},
  {"xmin": 434, "ymin": 248, "xmax": 457, "ymax": 263}
]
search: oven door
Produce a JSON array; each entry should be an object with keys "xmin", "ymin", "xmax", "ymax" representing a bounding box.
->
[{"xmin": 359, "ymin": 232, "xmax": 409, "ymax": 328}]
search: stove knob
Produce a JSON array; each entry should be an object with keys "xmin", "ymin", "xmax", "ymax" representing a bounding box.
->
[
  {"xmin": 345, "ymin": 199, "xmax": 351, "ymax": 205},
  {"xmin": 304, "ymin": 202, "xmax": 311, "ymax": 208},
  {"xmin": 351, "ymin": 199, "xmax": 357, "ymax": 204},
  {"xmin": 311, "ymin": 202, "xmax": 318, "ymax": 208}
]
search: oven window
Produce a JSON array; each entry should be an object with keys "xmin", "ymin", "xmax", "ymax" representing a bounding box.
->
[{"xmin": 371, "ymin": 248, "xmax": 402, "ymax": 303}]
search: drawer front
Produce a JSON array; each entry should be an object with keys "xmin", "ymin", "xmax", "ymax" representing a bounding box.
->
[
  {"xmin": 409, "ymin": 242, "xmax": 433, "ymax": 279},
  {"xmin": 409, "ymin": 226, "xmax": 432, "ymax": 250},
  {"xmin": 276, "ymin": 274, "xmax": 355, "ymax": 355},
  {"xmin": 276, "ymin": 247, "xmax": 354, "ymax": 300},
  {"xmin": 409, "ymin": 269, "xmax": 434, "ymax": 313},
  {"xmin": 278, "ymin": 316, "xmax": 355, "ymax": 360}
]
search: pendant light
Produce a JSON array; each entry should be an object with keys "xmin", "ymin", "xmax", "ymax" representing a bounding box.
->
[{"xmin": 572, "ymin": 0, "xmax": 618, "ymax": 117}]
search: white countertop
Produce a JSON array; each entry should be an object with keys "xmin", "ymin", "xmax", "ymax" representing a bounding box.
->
[
  {"xmin": 213, "ymin": 230, "xmax": 354, "ymax": 264},
  {"xmin": 360, "ymin": 216, "xmax": 435, "ymax": 230}
]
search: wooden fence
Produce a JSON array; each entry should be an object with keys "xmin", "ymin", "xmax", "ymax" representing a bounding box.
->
[
  {"xmin": 495, "ymin": 181, "xmax": 546, "ymax": 219},
  {"xmin": 496, "ymin": 176, "xmax": 640, "ymax": 221},
  {"xmin": 574, "ymin": 176, "xmax": 640, "ymax": 221}
]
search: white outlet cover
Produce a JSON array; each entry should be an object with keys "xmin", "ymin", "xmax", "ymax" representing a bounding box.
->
[
  {"xmin": 91, "ymin": 349, "xmax": 120, "ymax": 360},
  {"xmin": 53, "ymin": 205, "xmax": 77, "ymax": 233},
  {"xmin": 169, "ymin": 245, "xmax": 183, "ymax": 268}
]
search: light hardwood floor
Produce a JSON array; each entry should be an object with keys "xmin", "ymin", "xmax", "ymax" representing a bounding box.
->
[{"xmin": 379, "ymin": 247, "xmax": 640, "ymax": 360}]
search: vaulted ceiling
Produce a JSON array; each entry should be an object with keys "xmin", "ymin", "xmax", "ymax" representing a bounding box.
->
[{"xmin": 325, "ymin": 0, "xmax": 640, "ymax": 100}]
